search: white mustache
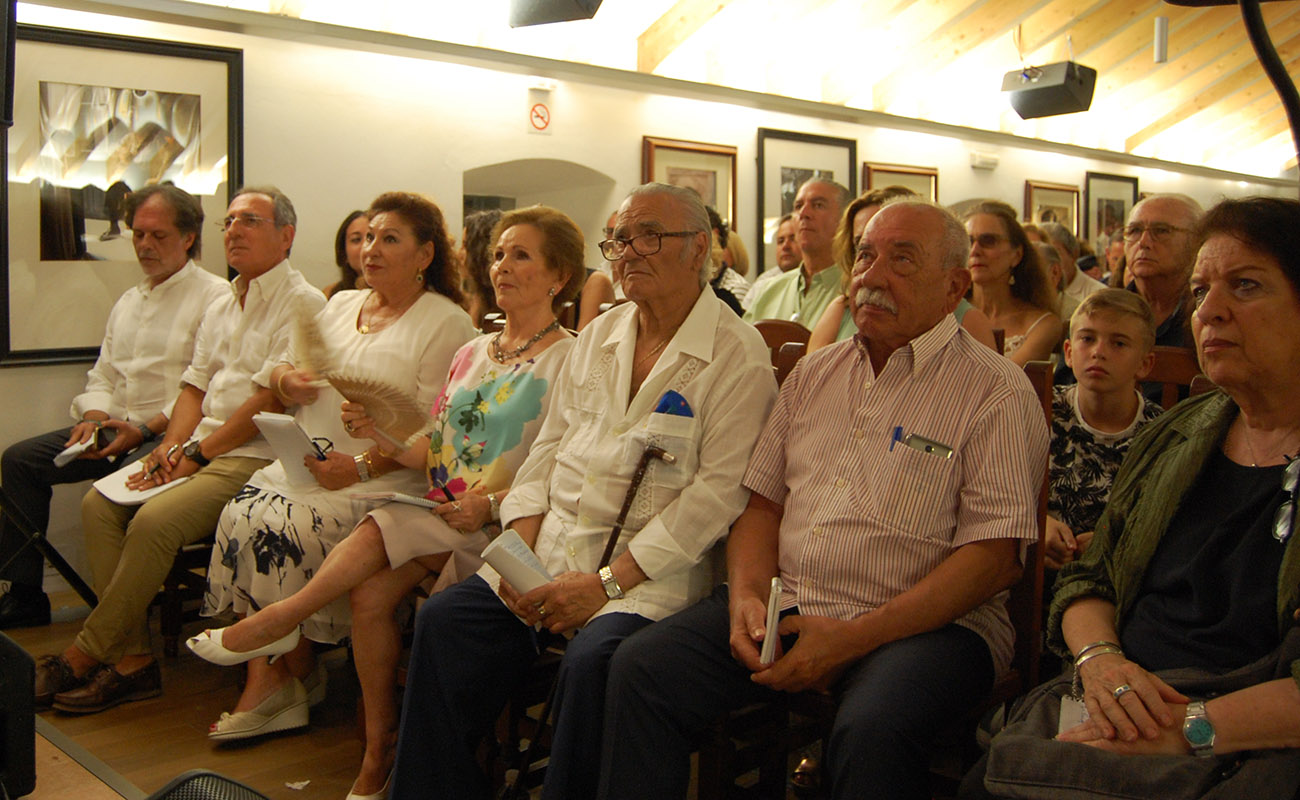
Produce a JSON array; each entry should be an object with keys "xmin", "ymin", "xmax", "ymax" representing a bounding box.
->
[{"xmin": 855, "ymin": 287, "xmax": 897, "ymax": 314}]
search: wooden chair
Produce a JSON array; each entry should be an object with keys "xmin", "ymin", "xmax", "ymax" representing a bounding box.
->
[
  {"xmin": 154, "ymin": 535, "xmax": 216, "ymax": 657},
  {"xmin": 696, "ymin": 361, "xmax": 1055, "ymax": 800},
  {"xmin": 773, "ymin": 342, "xmax": 805, "ymax": 386},
  {"xmin": 1145, "ymin": 346, "xmax": 1203, "ymax": 409}
]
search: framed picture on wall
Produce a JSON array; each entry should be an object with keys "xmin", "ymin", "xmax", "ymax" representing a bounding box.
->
[
  {"xmin": 1024, "ymin": 180, "xmax": 1080, "ymax": 235},
  {"xmin": 2, "ymin": 25, "xmax": 243, "ymax": 366},
  {"xmin": 863, "ymin": 163, "xmax": 938, "ymax": 201},
  {"xmin": 756, "ymin": 128, "xmax": 857, "ymax": 274},
  {"xmin": 1083, "ymin": 172, "xmax": 1138, "ymax": 256},
  {"xmin": 642, "ymin": 136, "xmax": 737, "ymax": 233}
]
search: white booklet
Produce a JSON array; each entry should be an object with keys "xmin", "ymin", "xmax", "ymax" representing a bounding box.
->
[
  {"xmin": 350, "ymin": 491, "xmax": 439, "ymax": 509},
  {"xmin": 92, "ymin": 461, "xmax": 191, "ymax": 506},
  {"xmin": 53, "ymin": 437, "xmax": 97, "ymax": 467},
  {"xmin": 253, "ymin": 412, "xmax": 324, "ymax": 488},
  {"xmin": 481, "ymin": 528, "xmax": 552, "ymax": 594}
]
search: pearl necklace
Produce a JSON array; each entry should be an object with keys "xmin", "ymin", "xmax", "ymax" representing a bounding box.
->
[{"xmin": 491, "ymin": 318, "xmax": 561, "ymax": 362}]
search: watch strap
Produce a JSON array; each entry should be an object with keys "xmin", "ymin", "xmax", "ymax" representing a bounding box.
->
[
  {"xmin": 184, "ymin": 440, "xmax": 210, "ymax": 467},
  {"xmin": 599, "ymin": 565, "xmax": 624, "ymax": 600},
  {"xmin": 1183, "ymin": 699, "xmax": 1216, "ymax": 757},
  {"xmin": 488, "ymin": 492, "xmax": 501, "ymax": 521},
  {"xmin": 354, "ymin": 453, "xmax": 371, "ymax": 482},
  {"xmin": 136, "ymin": 422, "xmax": 157, "ymax": 444}
]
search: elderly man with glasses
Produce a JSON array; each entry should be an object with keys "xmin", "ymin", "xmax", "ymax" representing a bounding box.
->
[
  {"xmin": 1123, "ymin": 194, "xmax": 1204, "ymax": 350},
  {"xmin": 32, "ymin": 185, "xmax": 324, "ymax": 714},
  {"xmin": 386, "ymin": 182, "xmax": 776, "ymax": 800},
  {"xmin": 600, "ymin": 201, "xmax": 1048, "ymax": 800}
]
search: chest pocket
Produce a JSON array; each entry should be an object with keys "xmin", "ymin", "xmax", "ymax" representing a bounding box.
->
[
  {"xmin": 557, "ymin": 389, "xmax": 607, "ymax": 462},
  {"xmin": 233, "ymin": 329, "xmax": 271, "ymax": 377},
  {"xmin": 623, "ymin": 411, "xmax": 702, "ymax": 492},
  {"xmin": 855, "ymin": 441, "xmax": 959, "ymax": 538}
]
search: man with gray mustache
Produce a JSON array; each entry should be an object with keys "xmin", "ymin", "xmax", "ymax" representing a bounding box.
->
[{"xmin": 601, "ymin": 201, "xmax": 1048, "ymax": 800}]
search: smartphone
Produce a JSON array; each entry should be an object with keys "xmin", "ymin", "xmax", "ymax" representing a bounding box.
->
[
  {"xmin": 902, "ymin": 433, "xmax": 953, "ymax": 459},
  {"xmin": 93, "ymin": 426, "xmax": 116, "ymax": 450},
  {"xmin": 759, "ymin": 576, "xmax": 782, "ymax": 665}
]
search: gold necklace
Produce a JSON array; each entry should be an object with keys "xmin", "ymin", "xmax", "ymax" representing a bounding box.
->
[{"xmin": 635, "ymin": 337, "xmax": 669, "ymax": 368}]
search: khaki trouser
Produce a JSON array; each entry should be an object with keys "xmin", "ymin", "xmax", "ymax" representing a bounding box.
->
[{"xmin": 75, "ymin": 456, "xmax": 270, "ymax": 664}]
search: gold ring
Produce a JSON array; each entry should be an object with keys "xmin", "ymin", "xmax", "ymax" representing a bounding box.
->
[
  {"xmin": 344, "ymin": 421, "xmax": 355, "ymax": 432},
  {"xmin": 453, "ymin": 501, "xmax": 462, "ymax": 512},
  {"xmin": 538, "ymin": 605, "xmax": 548, "ymax": 617}
]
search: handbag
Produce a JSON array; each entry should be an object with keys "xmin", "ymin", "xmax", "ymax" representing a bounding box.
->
[{"xmin": 981, "ymin": 626, "xmax": 1300, "ymax": 800}]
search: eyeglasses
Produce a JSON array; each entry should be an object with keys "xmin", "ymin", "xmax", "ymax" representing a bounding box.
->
[
  {"xmin": 1274, "ymin": 457, "xmax": 1298, "ymax": 543},
  {"xmin": 1123, "ymin": 222, "xmax": 1188, "ymax": 243},
  {"xmin": 310, "ymin": 436, "xmax": 334, "ymax": 461},
  {"xmin": 221, "ymin": 214, "xmax": 274, "ymax": 232},
  {"xmin": 599, "ymin": 231, "xmax": 699, "ymax": 261},
  {"xmin": 968, "ymin": 233, "xmax": 1008, "ymax": 249}
]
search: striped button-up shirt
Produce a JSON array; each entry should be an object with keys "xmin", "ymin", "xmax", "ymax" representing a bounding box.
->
[{"xmin": 744, "ymin": 315, "xmax": 1048, "ymax": 675}]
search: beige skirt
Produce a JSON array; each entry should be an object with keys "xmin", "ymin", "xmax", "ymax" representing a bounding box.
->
[{"xmin": 367, "ymin": 501, "xmax": 491, "ymax": 595}]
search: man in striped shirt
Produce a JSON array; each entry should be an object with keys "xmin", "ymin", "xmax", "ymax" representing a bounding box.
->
[
  {"xmin": 601, "ymin": 201, "xmax": 1049, "ymax": 800},
  {"xmin": 0, "ymin": 185, "xmax": 226, "ymax": 629}
]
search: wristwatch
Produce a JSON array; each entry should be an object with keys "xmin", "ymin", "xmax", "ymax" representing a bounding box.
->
[
  {"xmin": 1182, "ymin": 700, "xmax": 1216, "ymax": 757},
  {"xmin": 488, "ymin": 492, "xmax": 501, "ymax": 521},
  {"xmin": 599, "ymin": 566, "xmax": 625, "ymax": 600},
  {"xmin": 136, "ymin": 422, "xmax": 157, "ymax": 444},
  {"xmin": 353, "ymin": 453, "xmax": 371, "ymax": 482},
  {"xmin": 182, "ymin": 440, "xmax": 210, "ymax": 467}
]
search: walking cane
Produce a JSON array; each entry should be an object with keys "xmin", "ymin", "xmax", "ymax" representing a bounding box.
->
[{"xmin": 501, "ymin": 445, "xmax": 675, "ymax": 800}]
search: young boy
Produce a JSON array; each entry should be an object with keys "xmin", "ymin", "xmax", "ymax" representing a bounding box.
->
[{"xmin": 1046, "ymin": 288, "xmax": 1164, "ymax": 570}]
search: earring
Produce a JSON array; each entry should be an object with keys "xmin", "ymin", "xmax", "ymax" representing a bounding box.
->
[
  {"xmin": 548, "ymin": 286, "xmax": 557, "ymax": 297},
  {"xmin": 1009, "ymin": 272, "xmax": 1016, "ymax": 286},
  {"xmin": 416, "ymin": 270, "xmax": 425, "ymax": 284}
]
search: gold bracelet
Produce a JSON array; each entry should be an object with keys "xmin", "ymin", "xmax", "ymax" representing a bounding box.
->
[
  {"xmin": 362, "ymin": 449, "xmax": 378, "ymax": 478},
  {"xmin": 275, "ymin": 370, "xmax": 291, "ymax": 401}
]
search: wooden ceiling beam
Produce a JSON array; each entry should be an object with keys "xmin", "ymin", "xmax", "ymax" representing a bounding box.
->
[
  {"xmin": 873, "ymin": 0, "xmax": 1043, "ymax": 109},
  {"xmin": 1126, "ymin": 44, "xmax": 1300, "ymax": 151},
  {"xmin": 1097, "ymin": 6, "xmax": 1244, "ymax": 98},
  {"xmin": 1016, "ymin": 0, "xmax": 1110, "ymax": 55},
  {"xmin": 636, "ymin": 0, "xmax": 736, "ymax": 74},
  {"xmin": 1022, "ymin": 0, "xmax": 1152, "ymax": 64}
]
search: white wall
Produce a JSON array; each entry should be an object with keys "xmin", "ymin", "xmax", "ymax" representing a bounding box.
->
[{"xmin": 4, "ymin": 3, "xmax": 1295, "ymax": 581}]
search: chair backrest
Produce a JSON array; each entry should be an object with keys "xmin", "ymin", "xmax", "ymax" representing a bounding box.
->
[
  {"xmin": 752, "ymin": 318, "xmax": 810, "ymax": 352},
  {"xmin": 1145, "ymin": 346, "xmax": 1203, "ymax": 409},
  {"xmin": 1005, "ymin": 360, "xmax": 1053, "ymax": 692},
  {"xmin": 773, "ymin": 341, "xmax": 805, "ymax": 386},
  {"xmin": 992, "ymin": 328, "xmax": 1006, "ymax": 356}
]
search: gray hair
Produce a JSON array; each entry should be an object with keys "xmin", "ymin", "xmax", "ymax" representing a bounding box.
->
[
  {"xmin": 234, "ymin": 184, "xmax": 298, "ymax": 229},
  {"xmin": 798, "ymin": 177, "xmax": 852, "ymax": 214},
  {"xmin": 876, "ymin": 199, "xmax": 969, "ymax": 272},
  {"xmin": 625, "ymin": 182, "xmax": 713, "ymax": 288},
  {"xmin": 1040, "ymin": 221, "xmax": 1078, "ymax": 258},
  {"xmin": 1129, "ymin": 193, "xmax": 1204, "ymax": 227}
]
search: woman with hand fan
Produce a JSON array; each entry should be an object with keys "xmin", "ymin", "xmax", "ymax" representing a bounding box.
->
[{"xmin": 188, "ymin": 192, "xmax": 475, "ymax": 748}]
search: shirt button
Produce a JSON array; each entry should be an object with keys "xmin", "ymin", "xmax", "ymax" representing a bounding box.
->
[
  {"xmin": 852, "ymin": 429, "xmax": 864, "ymax": 439},
  {"xmin": 834, "ymin": 478, "xmax": 847, "ymax": 489},
  {"xmin": 567, "ymin": 546, "xmax": 577, "ymax": 558},
  {"xmin": 812, "ymin": 526, "xmax": 823, "ymax": 536}
]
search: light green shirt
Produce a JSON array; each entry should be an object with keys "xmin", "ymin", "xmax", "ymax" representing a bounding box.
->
[{"xmin": 742, "ymin": 263, "xmax": 841, "ymax": 329}]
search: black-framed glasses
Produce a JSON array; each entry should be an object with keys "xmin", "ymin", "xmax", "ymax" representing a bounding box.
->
[
  {"xmin": 1122, "ymin": 222, "xmax": 1188, "ymax": 243},
  {"xmin": 1274, "ymin": 457, "xmax": 1298, "ymax": 543},
  {"xmin": 220, "ymin": 213, "xmax": 274, "ymax": 232},
  {"xmin": 599, "ymin": 231, "xmax": 699, "ymax": 261},
  {"xmin": 968, "ymin": 233, "xmax": 1008, "ymax": 249}
]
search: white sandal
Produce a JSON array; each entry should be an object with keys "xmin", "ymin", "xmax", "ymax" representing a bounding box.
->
[
  {"xmin": 188, "ymin": 626, "xmax": 301, "ymax": 666},
  {"xmin": 208, "ymin": 678, "xmax": 308, "ymax": 742}
]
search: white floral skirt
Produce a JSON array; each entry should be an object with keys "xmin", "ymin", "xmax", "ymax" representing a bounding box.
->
[{"xmin": 202, "ymin": 483, "xmax": 356, "ymax": 644}]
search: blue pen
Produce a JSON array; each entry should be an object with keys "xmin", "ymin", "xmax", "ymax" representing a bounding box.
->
[{"xmin": 889, "ymin": 426, "xmax": 903, "ymax": 451}]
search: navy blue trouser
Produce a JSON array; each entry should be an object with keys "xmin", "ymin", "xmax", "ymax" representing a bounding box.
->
[
  {"xmin": 0, "ymin": 427, "xmax": 142, "ymax": 586},
  {"xmin": 390, "ymin": 574, "xmax": 650, "ymax": 800},
  {"xmin": 600, "ymin": 584, "xmax": 996, "ymax": 800}
]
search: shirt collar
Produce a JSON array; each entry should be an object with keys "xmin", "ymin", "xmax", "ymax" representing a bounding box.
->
[
  {"xmin": 851, "ymin": 313, "xmax": 960, "ymax": 375},
  {"xmin": 601, "ymin": 287, "xmax": 720, "ymax": 363},
  {"xmin": 797, "ymin": 263, "xmax": 839, "ymax": 292},
  {"xmin": 231, "ymin": 258, "xmax": 291, "ymax": 304},
  {"xmin": 137, "ymin": 259, "xmax": 199, "ymax": 297}
]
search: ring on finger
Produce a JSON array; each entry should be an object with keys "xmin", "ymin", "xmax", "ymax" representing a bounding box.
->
[
  {"xmin": 453, "ymin": 501, "xmax": 462, "ymax": 512},
  {"xmin": 344, "ymin": 421, "xmax": 355, "ymax": 432},
  {"xmin": 1111, "ymin": 683, "xmax": 1133, "ymax": 701},
  {"xmin": 538, "ymin": 605, "xmax": 548, "ymax": 617}
]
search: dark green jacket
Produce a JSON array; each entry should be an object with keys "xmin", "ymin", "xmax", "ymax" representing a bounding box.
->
[{"xmin": 1047, "ymin": 390, "xmax": 1300, "ymax": 690}]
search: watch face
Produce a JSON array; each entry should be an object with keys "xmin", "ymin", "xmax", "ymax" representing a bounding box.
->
[{"xmin": 1185, "ymin": 717, "xmax": 1214, "ymax": 747}]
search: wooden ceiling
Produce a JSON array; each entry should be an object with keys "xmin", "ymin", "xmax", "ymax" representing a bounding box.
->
[{"xmin": 630, "ymin": 0, "xmax": 1300, "ymax": 178}]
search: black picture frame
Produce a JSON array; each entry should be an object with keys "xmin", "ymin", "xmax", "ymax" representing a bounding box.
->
[
  {"xmin": 1083, "ymin": 171, "xmax": 1138, "ymax": 255},
  {"xmin": 2, "ymin": 25, "xmax": 242, "ymax": 367},
  {"xmin": 756, "ymin": 128, "xmax": 857, "ymax": 274}
]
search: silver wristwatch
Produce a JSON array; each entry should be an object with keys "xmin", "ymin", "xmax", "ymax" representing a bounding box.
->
[
  {"xmin": 599, "ymin": 566, "xmax": 624, "ymax": 600},
  {"xmin": 488, "ymin": 492, "xmax": 501, "ymax": 521},
  {"xmin": 1182, "ymin": 700, "xmax": 1216, "ymax": 758}
]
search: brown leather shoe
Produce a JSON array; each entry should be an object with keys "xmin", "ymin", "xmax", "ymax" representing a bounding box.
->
[
  {"xmin": 34, "ymin": 654, "xmax": 88, "ymax": 710},
  {"xmin": 52, "ymin": 660, "xmax": 162, "ymax": 714}
]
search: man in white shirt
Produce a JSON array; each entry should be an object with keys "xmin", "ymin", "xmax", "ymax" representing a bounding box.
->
[
  {"xmin": 0, "ymin": 185, "xmax": 226, "ymax": 629},
  {"xmin": 1042, "ymin": 221, "xmax": 1105, "ymax": 306},
  {"xmin": 32, "ymin": 186, "xmax": 325, "ymax": 714},
  {"xmin": 744, "ymin": 213, "xmax": 801, "ymax": 308}
]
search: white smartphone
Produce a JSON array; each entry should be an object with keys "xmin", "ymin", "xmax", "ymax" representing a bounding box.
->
[{"xmin": 759, "ymin": 576, "xmax": 782, "ymax": 665}]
